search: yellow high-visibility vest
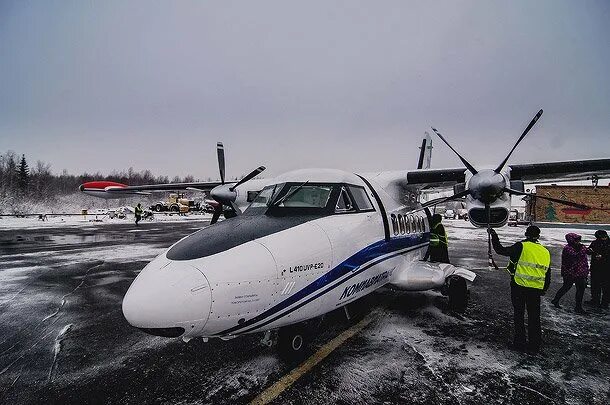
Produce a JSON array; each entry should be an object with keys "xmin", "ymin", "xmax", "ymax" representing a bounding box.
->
[
  {"xmin": 509, "ymin": 241, "xmax": 550, "ymax": 290},
  {"xmin": 429, "ymin": 223, "xmax": 448, "ymax": 247}
]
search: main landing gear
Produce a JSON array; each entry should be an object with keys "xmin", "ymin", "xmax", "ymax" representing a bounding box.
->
[{"xmin": 442, "ymin": 276, "xmax": 469, "ymax": 313}]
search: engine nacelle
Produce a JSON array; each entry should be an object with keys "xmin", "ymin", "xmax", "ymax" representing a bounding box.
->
[{"xmin": 466, "ymin": 194, "xmax": 510, "ymax": 228}]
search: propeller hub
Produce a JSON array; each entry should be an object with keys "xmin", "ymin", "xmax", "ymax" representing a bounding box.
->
[
  {"xmin": 210, "ymin": 184, "xmax": 237, "ymax": 204},
  {"xmin": 469, "ymin": 170, "xmax": 506, "ymax": 204}
]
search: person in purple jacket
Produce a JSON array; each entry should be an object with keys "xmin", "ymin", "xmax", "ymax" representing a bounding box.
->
[{"xmin": 551, "ymin": 233, "xmax": 590, "ymax": 314}]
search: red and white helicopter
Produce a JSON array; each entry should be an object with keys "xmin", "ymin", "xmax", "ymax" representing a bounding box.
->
[{"xmin": 82, "ymin": 110, "xmax": 610, "ymax": 356}]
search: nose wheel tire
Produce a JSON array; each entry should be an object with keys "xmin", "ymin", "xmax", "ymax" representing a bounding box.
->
[
  {"xmin": 277, "ymin": 324, "xmax": 309, "ymax": 360},
  {"xmin": 447, "ymin": 276, "xmax": 468, "ymax": 313}
]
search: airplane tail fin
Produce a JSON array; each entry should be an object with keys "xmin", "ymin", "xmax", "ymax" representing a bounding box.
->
[{"xmin": 417, "ymin": 132, "xmax": 433, "ymax": 169}]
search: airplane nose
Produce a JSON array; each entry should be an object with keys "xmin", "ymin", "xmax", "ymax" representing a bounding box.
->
[{"xmin": 122, "ymin": 261, "xmax": 211, "ymax": 337}]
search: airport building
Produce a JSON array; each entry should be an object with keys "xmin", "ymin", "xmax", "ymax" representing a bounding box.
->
[{"xmin": 529, "ymin": 185, "xmax": 610, "ymax": 224}]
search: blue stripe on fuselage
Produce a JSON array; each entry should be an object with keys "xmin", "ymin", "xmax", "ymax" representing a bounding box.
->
[{"xmin": 216, "ymin": 232, "xmax": 430, "ymax": 336}]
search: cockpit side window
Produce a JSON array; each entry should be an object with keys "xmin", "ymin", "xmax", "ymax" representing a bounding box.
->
[
  {"xmin": 249, "ymin": 185, "xmax": 281, "ymax": 209},
  {"xmin": 348, "ymin": 186, "xmax": 375, "ymax": 212},
  {"xmin": 335, "ymin": 186, "xmax": 355, "ymax": 213}
]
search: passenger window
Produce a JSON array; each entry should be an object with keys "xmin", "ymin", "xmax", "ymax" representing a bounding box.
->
[
  {"xmin": 391, "ymin": 214, "xmax": 399, "ymax": 236},
  {"xmin": 348, "ymin": 186, "xmax": 374, "ymax": 211},
  {"xmin": 398, "ymin": 214, "xmax": 405, "ymax": 234},
  {"xmin": 335, "ymin": 187, "xmax": 355, "ymax": 213},
  {"xmin": 406, "ymin": 215, "xmax": 412, "ymax": 234},
  {"xmin": 417, "ymin": 216, "xmax": 423, "ymax": 232}
]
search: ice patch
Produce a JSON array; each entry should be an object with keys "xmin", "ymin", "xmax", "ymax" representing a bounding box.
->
[{"xmin": 48, "ymin": 323, "xmax": 73, "ymax": 382}]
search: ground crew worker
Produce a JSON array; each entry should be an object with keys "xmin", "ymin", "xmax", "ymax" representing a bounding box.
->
[
  {"xmin": 134, "ymin": 203, "xmax": 143, "ymax": 225},
  {"xmin": 424, "ymin": 214, "xmax": 449, "ymax": 263},
  {"xmin": 488, "ymin": 226, "xmax": 551, "ymax": 354}
]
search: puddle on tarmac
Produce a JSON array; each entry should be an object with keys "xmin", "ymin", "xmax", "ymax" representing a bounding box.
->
[{"xmin": 0, "ymin": 233, "xmax": 131, "ymax": 246}]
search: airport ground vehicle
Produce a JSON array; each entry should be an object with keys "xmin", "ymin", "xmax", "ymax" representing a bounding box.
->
[
  {"xmin": 151, "ymin": 193, "xmax": 200, "ymax": 213},
  {"xmin": 444, "ymin": 209, "xmax": 456, "ymax": 219}
]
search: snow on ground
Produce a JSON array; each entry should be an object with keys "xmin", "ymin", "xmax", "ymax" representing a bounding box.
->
[
  {"xmin": 0, "ymin": 244, "xmax": 168, "ymax": 279},
  {"xmin": 0, "ymin": 212, "xmax": 212, "ymax": 229},
  {"xmin": 444, "ymin": 219, "xmax": 602, "ymax": 246}
]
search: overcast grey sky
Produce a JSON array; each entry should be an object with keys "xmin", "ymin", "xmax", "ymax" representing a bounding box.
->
[{"xmin": 1, "ymin": 1, "xmax": 609, "ymax": 180}]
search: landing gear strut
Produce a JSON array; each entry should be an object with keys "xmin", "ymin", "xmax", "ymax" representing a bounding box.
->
[{"xmin": 446, "ymin": 276, "xmax": 468, "ymax": 312}]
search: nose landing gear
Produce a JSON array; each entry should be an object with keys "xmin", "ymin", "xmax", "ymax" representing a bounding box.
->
[{"xmin": 277, "ymin": 324, "xmax": 309, "ymax": 360}]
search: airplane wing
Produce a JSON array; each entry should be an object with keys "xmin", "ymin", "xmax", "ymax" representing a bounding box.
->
[
  {"xmin": 80, "ymin": 181, "xmax": 227, "ymax": 195},
  {"xmin": 508, "ymin": 159, "xmax": 610, "ymax": 182},
  {"xmin": 406, "ymin": 158, "xmax": 610, "ymax": 187},
  {"xmin": 109, "ymin": 181, "xmax": 226, "ymax": 192}
]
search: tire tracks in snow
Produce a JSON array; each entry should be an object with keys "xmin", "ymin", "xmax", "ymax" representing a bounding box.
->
[{"xmin": 41, "ymin": 261, "xmax": 104, "ymax": 322}]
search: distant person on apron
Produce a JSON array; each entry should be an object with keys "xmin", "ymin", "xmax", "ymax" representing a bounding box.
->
[
  {"xmin": 586, "ymin": 230, "xmax": 609, "ymax": 309},
  {"xmin": 135, "ymin": 203, "xmax": 143, "ymax": 225},
  {"xmin": 551, "ymin": 233, "xmax": 589, "ymax": 314}
]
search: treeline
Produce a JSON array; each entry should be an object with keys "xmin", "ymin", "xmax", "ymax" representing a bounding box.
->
[{"xmin": 0, "ymin": 150, "xmax": 204, "ymax": 200}]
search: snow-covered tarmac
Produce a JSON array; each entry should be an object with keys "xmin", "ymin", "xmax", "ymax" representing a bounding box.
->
[{"xmin": 0, "ymin": 218, "xmax": 608, "ymax": 404}]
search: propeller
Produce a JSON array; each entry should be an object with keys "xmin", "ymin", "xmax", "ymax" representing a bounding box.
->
[
  {"xmin": 209, "ymin": 142, "xmax": 265, "ymax": 224},
  {"xmin": 217, "ymin": 142, "xmax": 226, "ymax": 184},
  {"xmin": 430, "ymin": 127, "xmax": 478, "ymax": 175},
  {"xmin": 430, "ymin": 109, "xmax": 586, "ymax": 269},
  {"xmin": 495, "ymin": 109, "xmax": 543, "ymax": 173},
  {"xmin": 229, "ymin": 166, "xmax": 266, "ymax": 192},
  {"xmin": 503, "ymin": 188, "xmax": 590, "ymax": 210}
]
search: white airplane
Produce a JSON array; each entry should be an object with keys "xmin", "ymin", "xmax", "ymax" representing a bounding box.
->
[{"xmin": 83, "ymin": 110, "xmax": 610, "ymax": 357}]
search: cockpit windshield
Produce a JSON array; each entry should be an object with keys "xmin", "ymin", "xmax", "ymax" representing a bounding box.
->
[
  {"xmin": 274, "ymin": 185, "xmax": 332, "ymax": 208},
  {"xmin": 244, "ymin": 182, "xmax": 375, "ymax": 217}
]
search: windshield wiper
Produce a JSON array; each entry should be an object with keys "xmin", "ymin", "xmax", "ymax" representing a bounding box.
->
[
  {"xmin": 266, "ymin": 184, "xmax": 279, "ymax": 207},
  {"xmin": 272, "ymin": 181, "xmax": 309, "ymax": 207}
]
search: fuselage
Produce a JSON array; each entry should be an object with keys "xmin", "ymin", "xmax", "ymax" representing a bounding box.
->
[{"xmin": 122, "ymin": 169, "xmax": 431, "ymax": 339}]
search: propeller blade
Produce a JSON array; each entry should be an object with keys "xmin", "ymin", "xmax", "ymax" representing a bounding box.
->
[
  {"xmin": 229, "ymin": 166, "xmax": 266, "ymax": 191},
  {"xmin": 420, "ymin": 190, "xmax": 471, "ymax": 209},
  {"xmin": 217, "ymin": 142, "xmax": 226, "ymax": 184},
  {"xmin": 503, "ymin": 187, "xmax": 590, "ymax": 210},
  {"xmin": 495, "ymin": 109, "xmax": 543, "ymax": 173},
  {"xmin": 210, "ymin": 206, "xmax": 223, "ymax": 225},
  {"xmin": 431, "ymin": 127, "xmax": 478, "ymax": 175},
  {"xmin": 229, "ymin": 201, "xmax": 242, "ymax": 215}
]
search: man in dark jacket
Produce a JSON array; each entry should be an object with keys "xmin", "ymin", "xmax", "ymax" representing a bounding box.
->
[
  {"xmin": 134, "ymin": 203, "xmax": 143, "ymax": 225},
  {"xmin": 424, "ymin": 214, "xmax": 449, "ymax": 263},
  {"xmin": 587, "ymin": 230, "xmax": 610, "ymax": 309},
  {"xmin": 488, "ymin": 225, "xmax": 551, "ymax": 354}
]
